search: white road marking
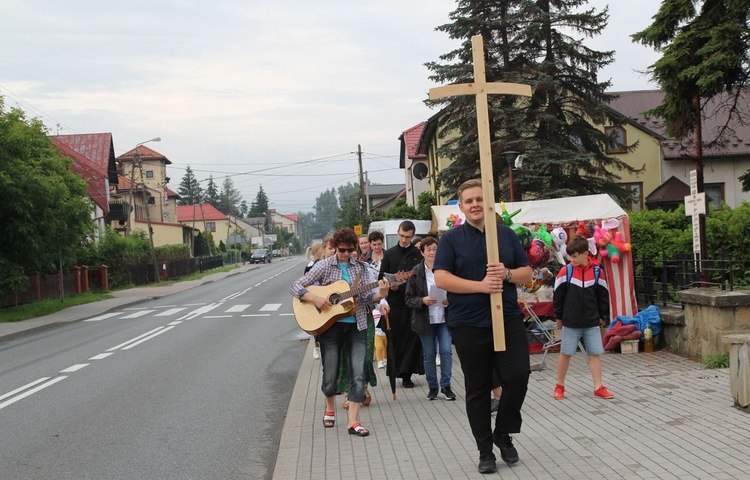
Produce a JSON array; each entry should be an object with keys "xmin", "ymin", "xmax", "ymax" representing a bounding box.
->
[
  {"xmin": 225, "ymin": 304, "xmax": 251, "ymax": 313},
  {"xmin": 259, "ymin": 304, "xmax": 282, "ymax": 312},
  {"xmin": 83, "ymin": 313, "xmax": 121, "ymax": 322},
  {"xmin": 122, "ymin": 326, "xmax": 176, "ymax": 350},
  {"xmin": 205, "ymin": 315, "xmax": 232, "ymax": 318},
  {"xmin": 0, "ymin": 377, "xmax": 67, "ymax": 411},
  {"xmin": 89, "ymin": 353, "xmax": 114, "ymax": 360},
  {"xmin": 184, "ymin": 303, "xmax": 206, "ymax": 306},
  {"xmin": 107, "ymin": 327, "xmax": 166, "ymax": 351},
  {"xmin": 60, "ymin": 364, "xmax": 89, "ymax": 373},
  {"xmin": 121, "ymin": 310, "xmax": 155, "ymax": 319},
  {"xmin": 241, "ymin": 314, "xmax": 271, "ymax": 317},
  {"xmin": 155, "ymin": 308, "xmax": 186, "ymax": 317},
  {"xmin": 279, "ymin": 313, "xmax": 295, "ymax": 316},
  {"xmin": 180, "ymin": 303, "xmax": 221, "ymax": 320},
  {"xmin": 168, "ymin": 321, "xmax": 182, "ymax": 326},
  {"xmin": 0, "ymin": 377, "xmax": 50, "ymax": 402},
  {"xmin": 254, "ymin": 283, "xmax": 262, "ymax": 287}
]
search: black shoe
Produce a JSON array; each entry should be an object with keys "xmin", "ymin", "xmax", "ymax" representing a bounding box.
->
[
  {"xmin": 490, "ymin": 398, "xmax": 499, "ymax": 413},
  {"xmin": 441, "ymin": 386, "xmax": 456, "ymax": 401},
  {"xmin": 477, "ymin": 453, "xmax": 497, "ymax": 474},
  {"xmin": 494, "ymin": 433, "xmax": 519, "ymax": 464},
  {"xmin": 402, "ymin": 378, "xmax": 415, "ymax": 388},
  {"xmin": 427, "ymin": 388, "xmax": 439, "ymax": 400}
]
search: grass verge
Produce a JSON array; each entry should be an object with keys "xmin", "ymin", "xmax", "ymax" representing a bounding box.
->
[
  {"xmin": 702, "ymin": 352, "xmax": 730, "ymax": 369},
  {"xmin": 0, "ymin": 292, "xmax": 114, "ymax": 323}
]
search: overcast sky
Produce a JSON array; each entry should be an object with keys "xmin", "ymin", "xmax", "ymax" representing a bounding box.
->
[{"xmin": 0, "ymin": 0, "xmax": 662, "ymax": 213}]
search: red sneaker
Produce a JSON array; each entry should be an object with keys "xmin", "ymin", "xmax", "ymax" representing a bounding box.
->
[
  {"xmin": 594, "ymin": 386, "xmax": 614, "ymax": 399},
  {"xmin": 554, "ymin": 383, "xmax": 565, "ymax": 400}
]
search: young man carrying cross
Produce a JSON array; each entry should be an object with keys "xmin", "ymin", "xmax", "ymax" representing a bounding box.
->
[{"xmin": 433, "ymin": 179, "xmax": 532, "ymax": 474}]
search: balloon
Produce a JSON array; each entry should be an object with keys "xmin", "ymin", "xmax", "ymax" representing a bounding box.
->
[
  {"xmin": 550, "ymin": 226, "xmax": 569, "ymax": 264},
  {"xmin": 526, "ymin": 239, "xmax": 551, "ymax": 268},
  {"xmin": 513, "ymin": 225, "xmax": 534, "ymax": 249}
]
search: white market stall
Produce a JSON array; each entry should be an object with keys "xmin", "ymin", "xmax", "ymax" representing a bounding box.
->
[{"xmin": 431, "ymin": 194, "xmax": 638, "ymax": 318}]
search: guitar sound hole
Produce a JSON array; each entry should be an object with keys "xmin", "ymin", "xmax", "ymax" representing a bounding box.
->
[{"xmin": 329, "ymin": 294, "xmax": 341, "ymax": 305}]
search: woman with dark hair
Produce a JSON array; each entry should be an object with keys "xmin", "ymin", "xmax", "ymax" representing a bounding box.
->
[
  {"xmin": 405, "ymin": 237, "xmax": 455, "ymax": 401},
  {"xmin": 290, "ymin": 228, "xmax": 390, "ymax": 437}
]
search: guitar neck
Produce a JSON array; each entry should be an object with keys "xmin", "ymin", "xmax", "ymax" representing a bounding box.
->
[{"xmin": 338, "ymin": 280, "xmax": 379, "ymax": 301}]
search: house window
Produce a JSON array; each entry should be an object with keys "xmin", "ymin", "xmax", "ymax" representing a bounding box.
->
[
  {"xmin": 205, "ymin": 222, "xmax": 216, "ymax": 232},
  {"xmin": 705, "ymin": 183, "xmax": 724, "ymax": 210},
  {"xmin": 621, "ymin": 182, "xmax": 642, "ymax": 211},
  {"xmin": 605, "ymin": 127, "xmax": 627, "ymax": 154},
  {"xmin": 146, "ymin": 171, "xmax": 154, "ymax": 178}
]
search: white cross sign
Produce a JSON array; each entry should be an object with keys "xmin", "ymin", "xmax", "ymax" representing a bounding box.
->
[{"xmin": 684, "ymin": 170, "xmax": 705, "ymax": 256}]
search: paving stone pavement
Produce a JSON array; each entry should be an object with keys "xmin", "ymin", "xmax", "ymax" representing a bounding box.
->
[{"xmin": 274, "ymin": 341, "xmax": 750, "ymax": 480}]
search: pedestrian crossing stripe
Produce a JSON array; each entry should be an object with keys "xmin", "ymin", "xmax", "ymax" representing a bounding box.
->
[
  {"xmin": 156, "ymin": 308, "xmax": 187, "ymax": 316},
  {"xmin": 225, "ymin": 304, "xmax": 251, "ymax": 313},
  {"xmin": 121, "ymin": 310, "xmax": 155, "ymax": 319},
  {"xmin": 259, "ymin": 303, "xmax": 281, "ymax": 311}
]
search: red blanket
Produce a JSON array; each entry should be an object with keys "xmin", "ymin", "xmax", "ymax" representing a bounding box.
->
[{"xmin": 602, "ymin": 320, "xmax": 642, "ymax": 351}]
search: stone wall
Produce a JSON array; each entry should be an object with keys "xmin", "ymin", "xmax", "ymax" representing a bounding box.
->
[{"xmin": 666, "ymin": 289, "xmax": 750, "ymax": 358}]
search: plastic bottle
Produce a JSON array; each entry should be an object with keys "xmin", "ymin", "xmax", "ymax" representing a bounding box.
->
[{"xmin": 643, "ymin": 323, "xmax": 654, "ymax": 353}]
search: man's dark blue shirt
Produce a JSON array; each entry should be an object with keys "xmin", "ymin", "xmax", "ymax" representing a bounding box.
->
[{"xmin": 433, "ymin": 222, "xmax": 530, "ymax": 328}]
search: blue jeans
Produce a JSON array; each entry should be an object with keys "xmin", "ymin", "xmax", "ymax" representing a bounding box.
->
[
  {"xmin": 418, "ymin": 322, "xmax": 453, "ymax": 388},
  {"xmin": 318, "ymin": 322, "xmax": 367, "ymax": 402},
  {"xmin": 560, "ymin": 326, "xmax": 604, "ymax": 356}
]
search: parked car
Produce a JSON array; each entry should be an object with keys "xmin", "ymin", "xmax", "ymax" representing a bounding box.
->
[
  {"xmin": 272, "ymin": 249, "xmax": 281, "ymax": 257},
  {"xmin": 250, "ymin": 249, "xmax": 272, "ymax": 264}
]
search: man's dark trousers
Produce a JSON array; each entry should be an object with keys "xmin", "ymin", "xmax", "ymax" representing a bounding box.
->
[{"xmin": 451, "ymin": 316, "xmax": 530, "ymax": 456}]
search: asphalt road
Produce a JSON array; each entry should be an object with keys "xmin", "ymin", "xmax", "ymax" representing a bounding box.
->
[{"xmin": 0, "ymin": 258, "xmax": 310, "ymax": 480}]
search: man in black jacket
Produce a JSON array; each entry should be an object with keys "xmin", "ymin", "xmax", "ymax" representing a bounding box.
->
[{"xmin": 379, "ymin": 220, "xmax": 424, "ymax": 387}]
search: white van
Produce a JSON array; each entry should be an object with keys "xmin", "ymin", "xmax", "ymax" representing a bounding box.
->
[{"xmin": 367, "ymin": 219, "xmax": 433, "ymax": 250}]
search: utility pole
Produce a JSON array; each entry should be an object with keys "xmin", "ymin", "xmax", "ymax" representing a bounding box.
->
[
  {"xmin": 136, "ymin": 153, "xmax": 160, "ymax": 283},
  {"xmin": 357, "ymin": 144, "xmax": 365, "ymax": 224},
  {"xmin": 126, "ymin": 138, "xmax": 160, "ymax": 235}
]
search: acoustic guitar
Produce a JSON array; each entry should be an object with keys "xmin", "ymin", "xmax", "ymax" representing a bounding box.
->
[{"xmin": 293, "ymin": 271, "xmax": 414, "ymax": 335}]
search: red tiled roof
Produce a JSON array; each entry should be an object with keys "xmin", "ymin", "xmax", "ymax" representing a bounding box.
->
[
  {"xmin": 608, "ymin": 89, "xmax": 750, "ymax": 159},
  {"xmin": 50, "ymin": 133, "xmax": 117, "ymax": 212},
  {"xmin": 176, "ymin": 203, "xmax": 228, "ymax": 222},
  {"xmin": 398, "ymin": 122, "xmax": 427, "ymax": 168},
  {"xmin": 285, "ymin": 213, "xmax": 298, "ymax": 222},
  {"xmin": 118, "ymin": 145, "xmax": 172, "ymax": 165}
]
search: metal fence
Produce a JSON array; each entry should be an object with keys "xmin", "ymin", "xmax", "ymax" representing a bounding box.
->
[
  {"xmin": 633, "ymin": 254, "xmax": 750, "ymax": 307},
  {"xmin": 198, "ymin": 255, "xmax": 224, "ymax": 273}
]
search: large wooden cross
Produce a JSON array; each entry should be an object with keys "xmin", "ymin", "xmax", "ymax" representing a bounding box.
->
[{"xmin": 429, "ymin": 35, "xmax": 532, "ymax": 351}]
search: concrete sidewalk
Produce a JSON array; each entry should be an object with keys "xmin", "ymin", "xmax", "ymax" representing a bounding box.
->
[
  {"xmin": 274, "ymin": 340, "xmax": 750, "ymax": 480},
  {"xmin": 0, "ymin": 262, "xmax": 262, "ymax": 342}
]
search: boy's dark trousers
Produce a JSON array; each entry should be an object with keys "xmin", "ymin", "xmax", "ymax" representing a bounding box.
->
[{"xmin": 451, "ymin": 316, "xmax": 530, "ymax": 456}]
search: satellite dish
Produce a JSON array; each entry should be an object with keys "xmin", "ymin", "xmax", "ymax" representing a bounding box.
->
[
  {"xmin": 413, "ymin": 162, "xmax": 428, "ymax": 180},
  {"xmin": 514, "ymin": 155, "xmax": 524, "ymax": 169}
]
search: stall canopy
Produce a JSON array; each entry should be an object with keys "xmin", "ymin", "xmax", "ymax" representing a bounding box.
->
[{"xmin": 431, "ymin": 194, "xmax": 637, "ymax": 318}]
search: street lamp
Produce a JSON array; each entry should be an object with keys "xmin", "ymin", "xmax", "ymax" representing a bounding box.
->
[{"xmin": 500, "ymin": 151, "xmax": 520, "ymax": 202}]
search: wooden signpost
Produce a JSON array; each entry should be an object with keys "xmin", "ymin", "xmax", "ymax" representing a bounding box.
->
[{"xmin": 429, "ymin": 35, "xmax": 532, "ymax": 351}]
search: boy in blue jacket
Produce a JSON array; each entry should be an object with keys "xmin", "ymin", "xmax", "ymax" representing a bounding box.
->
[{"xmin": 552, "ymin": 235, "xmax": 614, "ymax": 400}]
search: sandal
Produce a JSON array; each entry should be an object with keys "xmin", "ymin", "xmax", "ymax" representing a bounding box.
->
[
  {"xmin": 347, "ymin": 423, "xmax": 369, "ymax": 437},
  {"xmin": 322, "ymin": 410, "xmax": 335, "ymax": 428}
]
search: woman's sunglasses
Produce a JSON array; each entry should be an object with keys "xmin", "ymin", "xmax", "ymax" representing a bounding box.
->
[{"xmin": 337, "ymin": 247, "xmax": 356, "ymax": 253}]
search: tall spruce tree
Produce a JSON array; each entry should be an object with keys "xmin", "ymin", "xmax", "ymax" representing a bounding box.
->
[
  {"xmin": 204, "ymin": 175, "xmax": 220, "ymax": 206},
  {"xmin": 219, "ymin": 177, "xmax": 242, "ymax": 216},
  {"xmin": 177, "ymin": 166, "xmax": 203, "ymax": 205},
  {"xmin": 249, "ymin": 185, "xmax": 271, "ymax": 230},
  {"xmin": 425, "ymin": 0, "xmax": 638, "ymax": 202}
]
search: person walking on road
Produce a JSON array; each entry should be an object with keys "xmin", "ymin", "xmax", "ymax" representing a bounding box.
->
[
  {"xmin": 290, "ymin": 228, "xmax": 390, "ymax": 437},
  {"xmin": 405, "ymin": 237, "xmax": 455, "ymax": 401},
  {"xmin": 378, "ymin": 221, "xmax": 424, "ymax": 388},
  {"xmin": 433, "ymin": 179, "xmax": 532, "ymax": 474}
]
